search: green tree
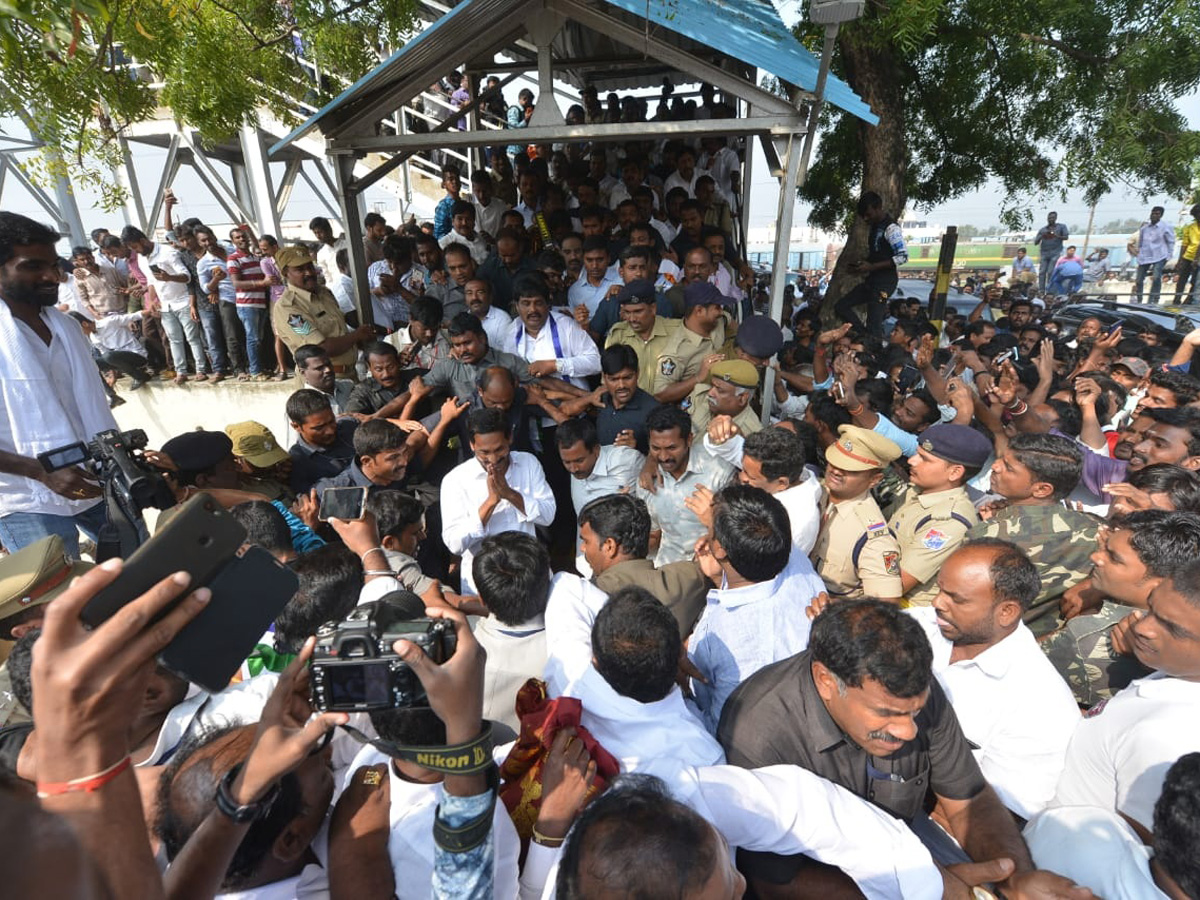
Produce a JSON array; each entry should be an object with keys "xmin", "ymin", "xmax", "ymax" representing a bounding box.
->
[
  {"xmin": 0, "ymin": 0, "xmax": 417, "ymax": 209},
  {"xmin": 798, "ymin": 0, "xmax": 1200, "ymax": 309},
  {"xmin": 1099, "ymin": 217, "xmax": 1146, "ymax": 233}
]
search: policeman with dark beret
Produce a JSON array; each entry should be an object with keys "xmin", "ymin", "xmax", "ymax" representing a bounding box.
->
[{"xmin": 887, "ymin": 423, "xmax": 992, "ymax": 605}]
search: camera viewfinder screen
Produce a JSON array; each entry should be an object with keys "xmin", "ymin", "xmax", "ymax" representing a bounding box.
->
[
  {"xmin": 325, "ymin": 663, "xmax": 390, "ymax": 706},
  {"xmin": 44, "ymin": 445, "xmax": 88, "ymax": 469}
]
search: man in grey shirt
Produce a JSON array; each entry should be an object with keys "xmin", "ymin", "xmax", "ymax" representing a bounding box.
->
[
  {"xmin": 414, "ymin": 312, "xmax": 587, "ymax": 402},
  {"xmin": 1034, "ymin": 211, "xmax": 1069, "ymax": 291},
  {"xmin": 635, "ymin": 404, "xmax": 734, "ymax": 566}
]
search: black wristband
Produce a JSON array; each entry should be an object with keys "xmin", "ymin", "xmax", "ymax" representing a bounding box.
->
[
  {"xmin": 432, "ymin": 765, "xmax": 500, "ymax": 853},
  {"xmin": 215, "ymin": 763, "xmax": 280, "ymax": 824}
]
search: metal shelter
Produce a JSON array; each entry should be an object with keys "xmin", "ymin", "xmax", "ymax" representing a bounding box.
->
[{"xmin": 272, "ymin": 0, "xmax": 878, "ymax": 412}]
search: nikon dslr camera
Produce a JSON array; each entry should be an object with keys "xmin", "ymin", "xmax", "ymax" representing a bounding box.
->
[{"xmin": 310, "ymin": 593, "xmax": 457, "ymax": 712}]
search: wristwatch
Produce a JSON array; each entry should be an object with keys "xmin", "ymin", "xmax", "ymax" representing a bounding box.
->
[{"xmin": 215, "ymin": 764, "xmax": 280, "ymax": 824}]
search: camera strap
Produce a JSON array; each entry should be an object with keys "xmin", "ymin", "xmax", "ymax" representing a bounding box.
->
[
  {"xmin": 338, "ymin": 723, "xmax": 499, "ymax": 853},
  {"xmin": 338, "ymin": 722, "xmax": 495, "ymax": 775}
]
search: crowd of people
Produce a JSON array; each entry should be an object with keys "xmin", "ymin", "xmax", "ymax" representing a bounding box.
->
[{"xmin": 1, "ymin": 90, "xmax": 1199, "ymax": 900}]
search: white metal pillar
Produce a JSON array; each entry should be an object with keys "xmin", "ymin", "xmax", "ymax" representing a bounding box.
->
[
  {"xmin": 333, "ymin": 153, "xmax": 374, "ymax": 328},
  {"xmin": 240, "ymin": 124, "xmax": 283, "ymax": 237},
  {"xmin": 112, "ymin": 136, "xmax": 147, "ymax": 230},
  {"xmin": 526, "ymin": 15, "xmax": 565, "ymax": 127},
  {"xmin": 760, "ymin": 123, "xmax": 804, "ymax": 422},
  {"xmin": 49, "ymin": 150, "xmax": 87, "ymax": 246}
]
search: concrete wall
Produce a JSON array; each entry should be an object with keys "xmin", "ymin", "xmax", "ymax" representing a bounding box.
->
[{"xmin": 111, "ymin": 379, "xmax": 298, "ymax": 449}]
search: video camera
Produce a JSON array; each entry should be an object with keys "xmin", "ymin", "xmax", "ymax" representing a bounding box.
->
[
  {"xmin": 40, "ymin": 429, "xmax": 175, "ymax": 512},
  {"xmin": 39, "ymin": 429, "xmax": 176, "ymax": 558},
  {"xmin": 310, "ymin": 593, "xmax": 457, "ymax": 713}
]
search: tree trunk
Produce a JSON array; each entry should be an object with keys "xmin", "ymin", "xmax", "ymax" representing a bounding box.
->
[{"xmin": 820, "ymin": 26, "xmax": 908, "ymax": 325}]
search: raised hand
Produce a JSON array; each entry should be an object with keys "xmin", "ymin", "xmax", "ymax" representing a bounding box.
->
[{"xmin": 818, "ymin": 322, "xmax": 852, "ymax": 347}]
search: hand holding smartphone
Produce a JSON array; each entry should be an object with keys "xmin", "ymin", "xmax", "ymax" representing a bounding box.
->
[{"xmin": 319, "ymin": 486, "xmax": 368, "ymax": 522}]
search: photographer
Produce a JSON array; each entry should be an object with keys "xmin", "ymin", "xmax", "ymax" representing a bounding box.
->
[
  {"xmin": 326, "ymin": 601, "xmax": 527, "ymax": 899},
  {"xmin": 0, "ymin": 212, "xmax": 119, "ymax": 556}
]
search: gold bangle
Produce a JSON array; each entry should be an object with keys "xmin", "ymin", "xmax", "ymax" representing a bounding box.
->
[{"xmin": 531, "ymin": 824, "xmax": 566, "ymax": 848}]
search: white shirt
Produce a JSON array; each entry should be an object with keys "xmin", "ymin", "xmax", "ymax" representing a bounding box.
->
[
  {"xmin": 514, "ymin": 199, "xmax": 538, "ymax": 228},
  {"xmin": 89, "ymin": 311, "xmax": 145, "ymax": 356},
  {"xmin": 701, "ymin": 433, "xmax": 822, "ymax": 553},
  {"xmin": 567, "ymin": 444, "xmax": 644, "ymax": 515},
  {"xmin": 689, "ymin": 549, "xmax": 824, "ymax": 732},
  {"xmin": 315, "ymin": 236, "xmax": 347, "ymax": 287},
  {"xmin": 217, "ymin": 866, "xmax": 329, "ymax": 900},
  {"xmin": 650, "ymin": 218, "xmax": 676, "ymax": 250},
  {"xmin": 567, "ymin": 273, "xmax": 622, "ymax": 318},
  {"xmin": 663, "ymin": 170, "xmax": 700, "ymax": 198},
  {"xmin": 1024, "ymin": 806, "xmax": 1166, "ymax": 900},
  {"xmin": 542, "ymin": 566, "xmax": 727, "ymax": 771},
  {"xmin": 475, "ymin": 304, "xmax": 513, "ymax": 352},
  {"xmin": 332, "ymin": 272, "xmax": 390, "ymax": 327},
  {"xmin": 502, "ymin": 311, "xmax": 601, "ymax": 390},
  {"xmin": 343, "ymin": 745, "xmax": 520, "ymax": 900},
  {"xmin": 441, "ymin": 451, "xmax": 556, "ymax": 596},
  {"xmin": 145, "ymin": 242, "xmax": 192, "ymax": 310},
  {"xmin": 1050, "ymin": 671, "xmax": 1200, "ymax": 830},
  {"xmin": 910, "ymin": 609, "xmax": 1080, "ymax": 818},
  {"xmin": 777, "ymin": 475, "xmax": 823, "ymax": 553},
  {"xmin": 473, "ymin": 197, "xmax": 508, "ymax": 240},
  {"xmin": 674, "ymin": 765, "xmax": 943, "ymax": 900},
  {"xmin": 142, "ymin": 677, "xmax": 276, "ymax": 768},
  {"xmin": 439, "ymin": 230, "xmax": 490, "ymax": 266},
  {"xmin": 637, "ymin": 445, "xmax": 735, "ymax": 566},
  {"xmin": 0, "ymin": 304, "xmax": 117, "ymax": 517},
  {"xmin": 700, "ymin": 146, "xmax": 739, "ymax": 205}
]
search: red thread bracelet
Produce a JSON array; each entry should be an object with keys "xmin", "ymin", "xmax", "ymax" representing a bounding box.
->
[{"xmin": 37, "ymin": 755, "xmax": 132, "ymax": 799}]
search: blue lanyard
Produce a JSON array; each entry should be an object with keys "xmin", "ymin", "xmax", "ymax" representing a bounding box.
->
[{"xmin": 517, "ymin": 313, "xmax": 564, "ymax": 359}]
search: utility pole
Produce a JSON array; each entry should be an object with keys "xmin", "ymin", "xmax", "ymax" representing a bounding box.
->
[{"xmin": 1081, "ymin": 201, "xmax": 1096, "ymax": 259}]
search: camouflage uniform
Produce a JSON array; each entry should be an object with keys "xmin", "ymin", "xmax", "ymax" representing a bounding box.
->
[
  {"xmin": 967, "ymin": 504, "xmax": 1100, "ymax": 637},
  {"xmin": 1040, "ymin": 601, "xmax": 1153, "ymax": 708}
]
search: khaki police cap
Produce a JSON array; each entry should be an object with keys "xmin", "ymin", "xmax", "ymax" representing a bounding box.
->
[
  {"xmin": 0, "ymin": 535, "xmax": 93, "ymax": 627},
  {"xmin": 825, "ymin": 425, "xmax": 902, "ymax": 472},
  {"xmin": 224, "ymin": 421, "xmax": 290, "ymax": 468},
  {"xmin": 275, "ymin": 246, "xmax": 314, "ymax": 270},
  {"xmin": 708, "ymin": 359, "xmax": 759, "ymax": 388}
]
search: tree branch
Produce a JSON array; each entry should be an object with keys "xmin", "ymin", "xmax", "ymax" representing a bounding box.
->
[
  {"xmin": 200, "ymin": 0, "xmax": 282, "ymax": 49},
  {"xmin": 1013, "ymin": 32, "xmax": 1112, "ymax": 66}
]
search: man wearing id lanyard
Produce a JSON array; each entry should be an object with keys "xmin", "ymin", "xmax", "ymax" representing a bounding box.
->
[
  {"xmin": 503, "ymin": 273, "xmax": 601, "ymax": 562},
  {"xmin": 504, "ymin": 274, "xmax": 600, "ymax": 393}
]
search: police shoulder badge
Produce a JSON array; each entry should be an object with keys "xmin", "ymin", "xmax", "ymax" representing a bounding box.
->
[
  {"xmin": 921, "ymin": 528, "xmax": 947, "ymax": 550},
  {"xmin": 883, "ymin": 550, "xmax": 900, "ymax": 576},
  {"xmin": 287, "ymin": 313, "xmax": 313, "ymax": 336},
  {"xmin": 660, "ymin": 358, "xmax": 677, "ymax": 377}
]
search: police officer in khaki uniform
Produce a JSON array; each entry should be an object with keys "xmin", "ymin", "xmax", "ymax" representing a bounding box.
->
[
  {"xmin": 272, "ymin": 246, "xmax": 373, "ymax": 378},
  {"xmin": 0, "ymin": 536, "xmax": 92, "ymax": 727},
  {"xmin": 887, "ymin": 423, "xmax": 990, "ymax": 606},
  {"xmin": 652, "ymin": 282, "xmax": 734, "ymax": 403},
  {"xmin": 689, "ymin": 359, "xmax": 764, "ymax": 437},
  {"xmin": 604, "ymin": 279, "xmax": 682, "ymax": 394},
  {"xmin": 810, "ymin": 425, "xmax": 903, "ymax": 601}
]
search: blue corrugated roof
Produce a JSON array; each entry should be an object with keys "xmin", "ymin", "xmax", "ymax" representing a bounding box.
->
[
  {"xmin": 609, "ymin": 0, "xmax": 876, "ymax": 124},
  {"xmin": 271, "ymin": 0, "xmax": 875, "ymax": 156},
  {"xmin": 271, "ymin": 0, "xmax": 521, "ymax": 154}
]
